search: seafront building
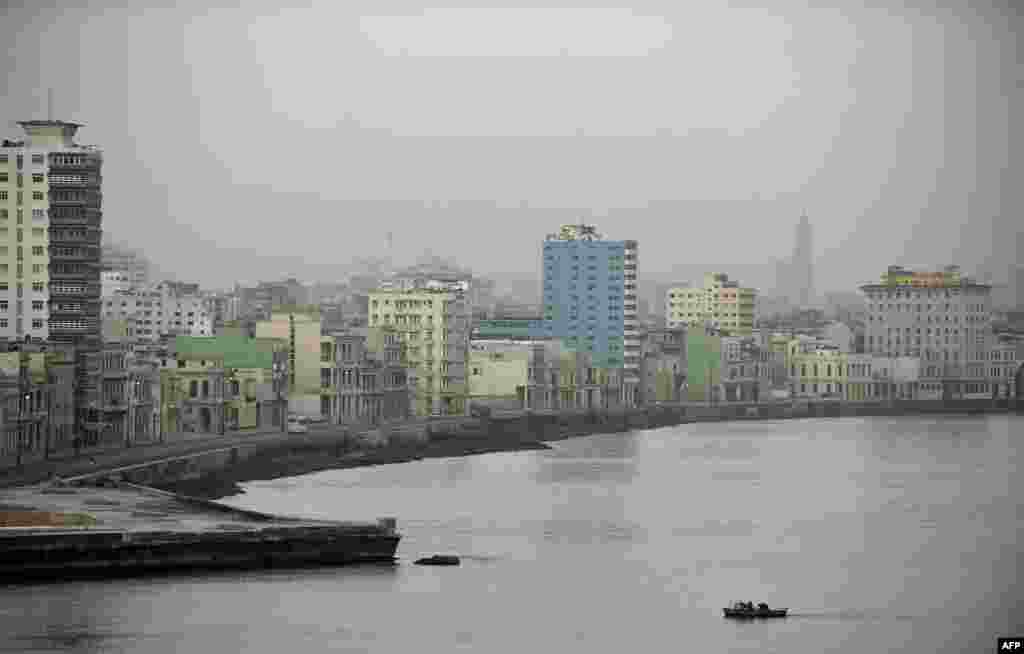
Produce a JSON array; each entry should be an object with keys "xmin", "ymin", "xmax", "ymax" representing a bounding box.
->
[
  {"xmin": 367, "ymin": 287, "xmax": 469, "ymax": 417},
  {"xmin": 861, "ymin": 265, "xmax": 995, "ymax": 399},
  {"xmin": 540, "ymin": 223, "xmax": 640, "ymax": 405},
  {"xmin": 254, "ymin": 306, "xmax": 322, "ymax": 418},
  {"xmin": 318, "ymin": 326, "xmax": 411, "ymax": 426},
  {"xmin": 665, "ymin": 273, "xmax": 757, "ymax": 336},
  {"xmin": 639, "ymin": 327, "xmax": 687, "ymax": 404},
  {"xmin": 2, "ymin": 119, "xmax": 105, "ymax": 443},
  {"xmin": 160, "ymin": 334, "xmax": 288, "ymax": 433},
  {"xmin": 685, "ymin": 325, "xmax": 723, "ymax": 403}
]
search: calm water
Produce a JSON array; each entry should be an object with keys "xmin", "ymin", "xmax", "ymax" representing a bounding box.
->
[{"xmin": 1, "ymin": 416, "xmax": 1021, "ymax": 653}]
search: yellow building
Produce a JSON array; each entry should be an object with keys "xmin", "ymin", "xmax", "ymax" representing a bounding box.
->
[
  {"xmin": 468, "ymin": 341, "xmax": 532, "ymax": 411},
  {"xmin": 368, "ymin": 288, "xmax": 468, "ymax": 417},
  {"xmin": 786, "ymin": 339, "xmax": 847, "ymax": 398},
  {"xmin": 666, "ymin": 273, "xmax": 757, "ymax": 335},
  {"xmin": 161, "ymin": 335, "xmax": 287, "ymax": 433},
  {"xmin": 255, "ymin": 305, "xmax": 322, "ymax": 418}
]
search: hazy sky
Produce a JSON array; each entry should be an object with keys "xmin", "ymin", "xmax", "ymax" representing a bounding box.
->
[{"xmin": 1, "ymin": 0, "xmax": 1020, "ymax": 292}]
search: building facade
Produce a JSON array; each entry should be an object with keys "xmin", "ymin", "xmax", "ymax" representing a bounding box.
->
[
  {"xmin": 666, "ymin": 273, "xmax": 757, "ymax": 336},
  {"xmin": 2, "ymin": 120, "xmax": 105, "ymax": 442},
  {"xmin": 254, "ymin": 306, "xmax": 322, "ymax": 418},
  {"xmin": 367, "ymin": 288, "xmax": 468, "ymax": 417},
  {"xmin": 640, "ymin": 327, "xmax": 687, "ymax": 404},
  {"xmin": 103, "ymin": 281, "xmax": 212, "ymax": 341},
  {"xmin": 861, "ymin": 265, "xmax": 994, "ymax": 399},
  {"xmin": 161, "ymin": 334, "xmax": 288, "ymax": 434},
  {"xmin": 319, "ymin": 327, "xmax": 410, "ymax": 426}
]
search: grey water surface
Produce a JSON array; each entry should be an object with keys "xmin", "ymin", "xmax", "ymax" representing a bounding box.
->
[{"xmin": 1, "ymin": 415, "xmax": 1021, "ymax": 653}]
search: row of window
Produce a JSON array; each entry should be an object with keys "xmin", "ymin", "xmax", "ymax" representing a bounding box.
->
[
  {"xmin": 0, "ymin": 300, "xmax": 45, "ymax": 311},
  {"xmin": 0, "ymin": 264, "xmax": 45, "ymax": 274},
  {"xmin": 0, "ymin": 318, "xmax": 45, "ymax": 329},
  {"xmin": 0, "ymin": 191, "xmax": 47, "ymax": 201},
  {"xmin": 0, "ymin": 246, "xmax": 47, "ymax": 256},
  {"xmin": 0, "ymin": 153, "xmax": 46, "ymax": 165}
]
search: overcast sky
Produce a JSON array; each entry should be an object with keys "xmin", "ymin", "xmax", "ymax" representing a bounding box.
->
[{"xmin": 2, "ymin": 0, "xmax": 1020, "ymax": 293}]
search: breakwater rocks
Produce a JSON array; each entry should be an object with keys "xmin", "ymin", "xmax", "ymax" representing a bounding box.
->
[{"xmin": 156, "ymin": 398, "xmax": 1017, "ymax": 500}]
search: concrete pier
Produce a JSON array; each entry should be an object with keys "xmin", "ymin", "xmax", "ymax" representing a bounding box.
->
[{"xmin": 0, "ymin": 484, "xmax": 400, "ymax": 581}]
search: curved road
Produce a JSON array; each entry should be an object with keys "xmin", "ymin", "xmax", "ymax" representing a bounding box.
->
[{"xmin": 0, "ymin": 417, "xmax": 473, "ymax": 489}]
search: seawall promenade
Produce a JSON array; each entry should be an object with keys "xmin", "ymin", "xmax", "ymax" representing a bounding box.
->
[
  {"xmin": 144, "ymin": 398, "xmax": 1020, "ymax": 499},
  {"xmin": 4, "ymin": 398, "xmax": 1018, "ymax": 500}
]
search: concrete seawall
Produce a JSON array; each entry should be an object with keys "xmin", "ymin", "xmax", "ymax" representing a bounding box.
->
[
  {"xmin": 61, "ymin": 398, "xmax": 1019, "ymax": 498},
  {"xmin": 0, "ymin": 483, "xmax": 400, "ymax": 582}
]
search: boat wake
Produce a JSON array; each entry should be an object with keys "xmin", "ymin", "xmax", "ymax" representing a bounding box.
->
[{"xmin": 785, "ymin": 610, "xmax": 916, "ymax": 621}]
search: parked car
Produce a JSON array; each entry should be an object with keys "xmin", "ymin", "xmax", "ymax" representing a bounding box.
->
[{"xmin": 287, "ymin": 417, "xmax": 308, "ymax": 434}]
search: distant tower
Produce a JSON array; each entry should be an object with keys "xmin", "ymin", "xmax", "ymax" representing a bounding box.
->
[
  {"xmin": 1015, "ymin": 231, "xmax": 1024, "ymax": 310},
  {"xmin": 791, "ymin": 213, "xmax": 814, "ymax": 308}
]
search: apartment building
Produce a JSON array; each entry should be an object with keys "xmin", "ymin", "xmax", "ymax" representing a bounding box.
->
[
  {"xmin": 254, "ymin": 307, "xmax": 321, "ymax": 418},
  {"xmin": 861, "ymin": 265, "xmax": 994, "ymax": 399},
  {"xmin": 540, "ymin": 223, "xmax": 640, "ymax": 405},
  {"xmin": 666, "ymin": 273, "xmax": 757, "ymax": 336},
  {"xmin": 320, "ymin": 326, "xmax": 410, "ymax": 425},
  {"xmin": 2, "ymin": 120, "xmax": 105, "ymax": 440},
  {"xmin": 103, "ymin": 281, "xmax": 212, "ymax": 340},
  {"xmin": 161, "ymin": 334, "xmax": 288, "ymax": 433},
  {"xmin": 640, "ymin": 327, "xmax": 687, "ymax": 404},
  {"xmin": 367, "ymin": 288, "xmax": 468, "ymax": 417}
]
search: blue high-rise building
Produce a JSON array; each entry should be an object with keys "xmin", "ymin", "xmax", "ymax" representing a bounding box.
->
[{"xmin": 537, "ymin": 224, "xmax": 639, "ymax": 370}]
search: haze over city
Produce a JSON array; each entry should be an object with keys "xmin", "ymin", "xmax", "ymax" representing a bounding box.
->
[{"xmin": 1, "ymin": 0, "xmax": 1020, "ymax": 292}]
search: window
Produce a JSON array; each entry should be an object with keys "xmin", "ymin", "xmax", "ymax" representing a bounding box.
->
[
  {"xmin": 0, "ymin": 302, "xmax": 7, "ymax": 312},
  {"xmin": 0, "ymin": 173, "xmax": 7, "ymax": 183},
  {"xmin": 31, "ymin": 209, "xmax": 44, "ymax": 220},
  {"xmin": 189, "ymin": 380, "xmax": 198, "ymax": 397},
  {"xmin": 31, "ymin": 246, "xmax": 43, "ymax": 256},
  {"xmin": 31, "ymin": 301, "xmax": 43, "ymax": 311},
  {"xmin": 32, "ymin": 265, "xmax": 42, "ymax": 274},
  {"xmin": 31, "ymin": 319, "xmax": 42, "ymax": 329},
  {"xmin": 0, "ymin": 192, "xmax": 6, "ymax": 201},
  {"xmin": 31, "ymin": 192, "xmax": 43, "ymax": 201},
  {"xmin": 31, "ymin": 154, "xmax": 44, "ymax": 165},
  {"xmin": 31, "ymin": 174, "xmax": 43, "ymax": 184},
  {"xmin": 0, "ymin": 320, "xmax": 7, "ymax": 329}
]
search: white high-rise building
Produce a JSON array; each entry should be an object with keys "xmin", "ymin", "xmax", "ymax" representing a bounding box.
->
[
  {"xmin": 0, "ymin": 120, "xmax": 103, "ymax": 344},
  {"xmin": 860, "ymin": 265, "xmax": 994, "ymax": 399}
]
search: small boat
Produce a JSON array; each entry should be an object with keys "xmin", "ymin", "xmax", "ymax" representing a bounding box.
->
[
  {"xmin": 414, "ymin": 555, "xmax": 460, "ymax": 566},
  {"xmin": 723, "ymin": 601, "xmax": 788, "ymax": 619}
]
